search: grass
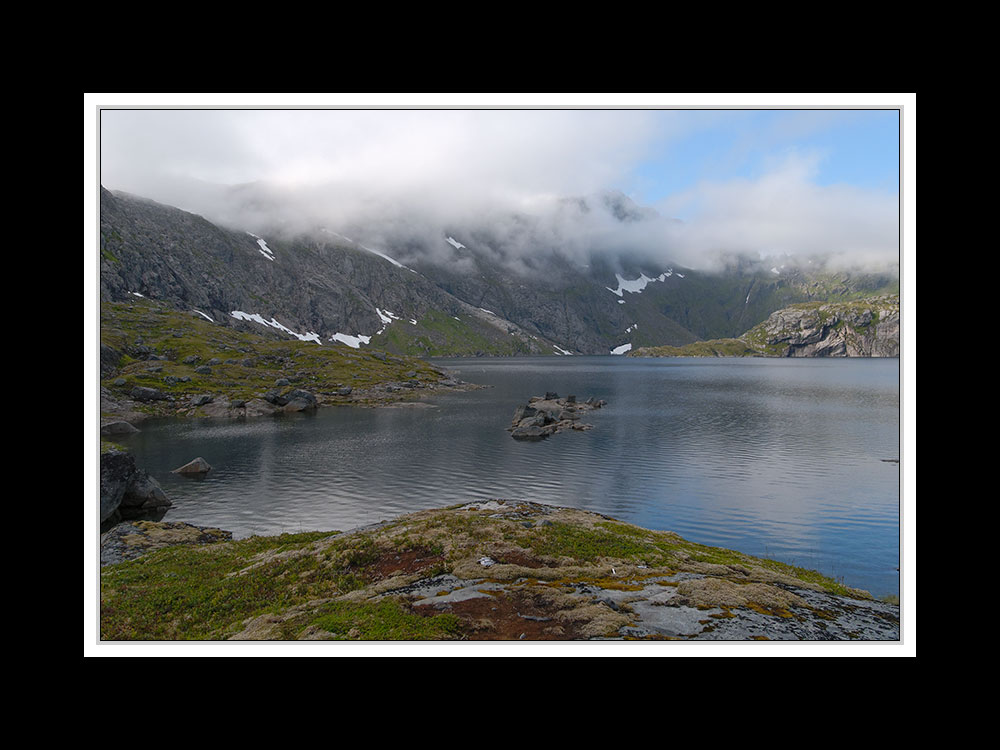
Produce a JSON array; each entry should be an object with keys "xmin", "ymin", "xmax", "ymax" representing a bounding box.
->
[
  {"xmin": 306, "ymin": 600, "xmax": 462, "ymax": 640},
  {"xmin": 380, "ymin": 309, "xmax": 533, "ymax": 357},
  {"xmin": 100, "ymin": 530, "xmax": 336, "ymax": 640},
  {"xmin": 100, "ymin": 297, "xmax": 449, "ymax": 416}
]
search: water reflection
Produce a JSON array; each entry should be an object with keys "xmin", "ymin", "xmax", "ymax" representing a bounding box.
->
[{"xmin": 117, "ymin": 357, "xmax": 900, "ymax": 597}]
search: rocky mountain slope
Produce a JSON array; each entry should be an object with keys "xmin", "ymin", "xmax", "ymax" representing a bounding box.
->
[
  {"xmin": 100, "ymin": 187, "xmax": 900, "ymax": 356},
  {"xmin": 631, "ymin": 295, "xmax": 900, "ymax": 358}
]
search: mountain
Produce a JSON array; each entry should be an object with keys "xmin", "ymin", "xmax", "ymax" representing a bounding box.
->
[
  {"xmin": 630, "ymin": 295, "xmax": 901, "ymax": 358},
  {"xmin": 99, "ymin": 187, "xmax": 900, "ymax": 357}
]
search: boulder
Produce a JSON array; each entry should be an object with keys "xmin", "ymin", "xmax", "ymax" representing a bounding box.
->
[
  {"xmin": 130, "ymin": 386, "xmax": 168, "ymax": 402},
  {"xmin": 101, "ymin": 420, "xmax": 139, "ymax": 436},
  {"xmin": 101, "ymin": 448, "xmax": 172, "ymax": 525},
  {"xmin": 282, "ymin": 389, "xmax": 318, "ymax": 412},
  {"xmin": 172, "ymin": 457, "xmax": 212, "ymax": 476},
  {"xmin": 263, "ymin": 389, "xmax": 289, "ymax": 406}
]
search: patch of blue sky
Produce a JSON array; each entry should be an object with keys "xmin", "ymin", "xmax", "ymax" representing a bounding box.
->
[{"xmin": 623, "ymin": 109, "xmax": 899, "ymax": 211}]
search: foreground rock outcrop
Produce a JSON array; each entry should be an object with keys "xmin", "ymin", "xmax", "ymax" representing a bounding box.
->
[
  {"xmin": 100, "ymin": 501, "xmax": 899, "ymax": 642},
  {"xmin": 101, "ymin": 520, "xmax": 233, "ymax": 566},
  {"xmin": 507, "ymin": 393, "xmax": 607, "ymax": 440},
  {"xmin": 100, "ymin": 446, "xmax": 172, "ymax": 527}
]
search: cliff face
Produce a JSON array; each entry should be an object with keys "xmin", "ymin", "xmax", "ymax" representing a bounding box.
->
[{"xmin": 745, "ymin": 296, "xmax": 900, "ymax": 357}]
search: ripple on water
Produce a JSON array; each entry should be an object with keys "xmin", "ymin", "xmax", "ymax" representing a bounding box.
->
[{"xmin": 119, "ymin": 357, "xmax": 901, "ymax": 598}]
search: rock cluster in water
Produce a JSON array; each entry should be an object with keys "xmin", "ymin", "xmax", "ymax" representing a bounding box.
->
[{"xmin": 507, "ymin": 392, "xmax": 606, "ymax": 441}]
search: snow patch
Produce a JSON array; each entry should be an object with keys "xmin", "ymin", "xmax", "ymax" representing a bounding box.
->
[
  {"xmin": 230, "ymin": 311, "xmax": 321, "ymax": 344},
  {"xmin": 409, "ymin": 318, "xmax": 418, "ymax": 325},
  {"xmin": 553, "ymin": 345, "xmax": 573, "ymax": 356},
  {"xmin": 329, "ymin": 333, "xmax": 371, "ymax": 349},
  {"xmin": 625, "ymin": 323, "xmax": 638, "ymax": 333},
  {"xmin": 610, "ymin": 343, "xmax": 632, "ymax": 355},
  {"xmin": 130, "ymin": 291, "xmax": 145, "ymax": 298},
  {"xmin": 194, "ymin": 310, "xmax": 214, "ymax": 322},
  {"xmin": 247, "ymin": 232, "xmax": 275, "ymax": 261},
  {"xmin": 606, "ymin": 269, "xmax": 680, "ymax": 297},
  {"xmin": 479, "ymin": 308, "xmax": 496, "ymax": 315},
  {"xmin": 617, "ymin": 299, "xmax": 625, "ymax": 304},
  {"xmin": 446, "ymin": 236, "xmax": 466, "ymax": 250},
  {"xmin": 771, "ymin": 267, "xmax": 780, "ymax": 275}
]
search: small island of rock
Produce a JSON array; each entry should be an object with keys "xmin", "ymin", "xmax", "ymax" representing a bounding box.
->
[{"xmin": 507, "ymin": 392, "xmax": 606, "ymax": 441}]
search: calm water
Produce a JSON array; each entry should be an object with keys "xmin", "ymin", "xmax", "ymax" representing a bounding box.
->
[{"xmin": 117, "ymin": 357, "xmax": 901, "ymax": 598}]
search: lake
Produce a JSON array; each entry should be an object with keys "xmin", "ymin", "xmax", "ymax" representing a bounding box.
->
[{"xmin": 116, "ymin": 356, "xmax": 901, "ymax": 599}]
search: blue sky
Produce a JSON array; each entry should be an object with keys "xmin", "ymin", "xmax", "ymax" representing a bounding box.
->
[{"xmin": 625, "ymin": 109, "xmax": 900, "ymax": 209}]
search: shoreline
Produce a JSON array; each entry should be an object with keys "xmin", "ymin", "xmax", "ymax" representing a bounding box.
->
[{"xmin": 99, "ymin": 500, "xmax": 900, "ymax": 642}]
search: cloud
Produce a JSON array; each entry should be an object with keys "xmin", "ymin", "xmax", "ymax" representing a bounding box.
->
[
  {"xmin": 657, "ymin": 152, "xmax": 899, "ymax": 270},
  {"xmin": 99, "ymin": 109, "xmax": 900, "ymax": 273},
  {"xmin": 101, "ymin": 109, "xmax": 663, "ymax": 215}
]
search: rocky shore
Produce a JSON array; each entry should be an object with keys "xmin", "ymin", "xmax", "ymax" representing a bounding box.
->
[
  {"xmin": 100, "ymin": 445, "xmax": 173, "ymax": 528},
  {"xmin": 99, "ymin": 500, "xmax": 900, "ymax": 642},
  {"xmin": 99, "ymin": 299, "xmax": 480, "ymax": 429},
  {"xmin": 507, "ymin": 393, "xmax": 607, "ymax": 441}
]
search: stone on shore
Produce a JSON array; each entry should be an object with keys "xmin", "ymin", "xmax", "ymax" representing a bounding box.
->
[{"xmin": 101, "ymin": 420, "xmax": 139, "ymax": 436}]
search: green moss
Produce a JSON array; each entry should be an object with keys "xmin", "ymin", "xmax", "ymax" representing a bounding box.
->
[
  {"xmin": 529, "ymin": 521, "xmax": 656, "ymax": 562},
  {"xmin": 308, "ymin": 600, "xmax": 462, "ymax": 640},
  {"xmin": 101, "ymin": 530, "xmax": 343, "ymax": 640}
]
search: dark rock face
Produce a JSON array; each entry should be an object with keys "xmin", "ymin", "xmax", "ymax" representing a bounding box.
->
[
  {"xmin": 100, "ymin": 448, "xmax": 172, "ymax": 526},
  {"xmin": 507, "ymin": 394, "xmax": 606, "ymax": 440}
]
